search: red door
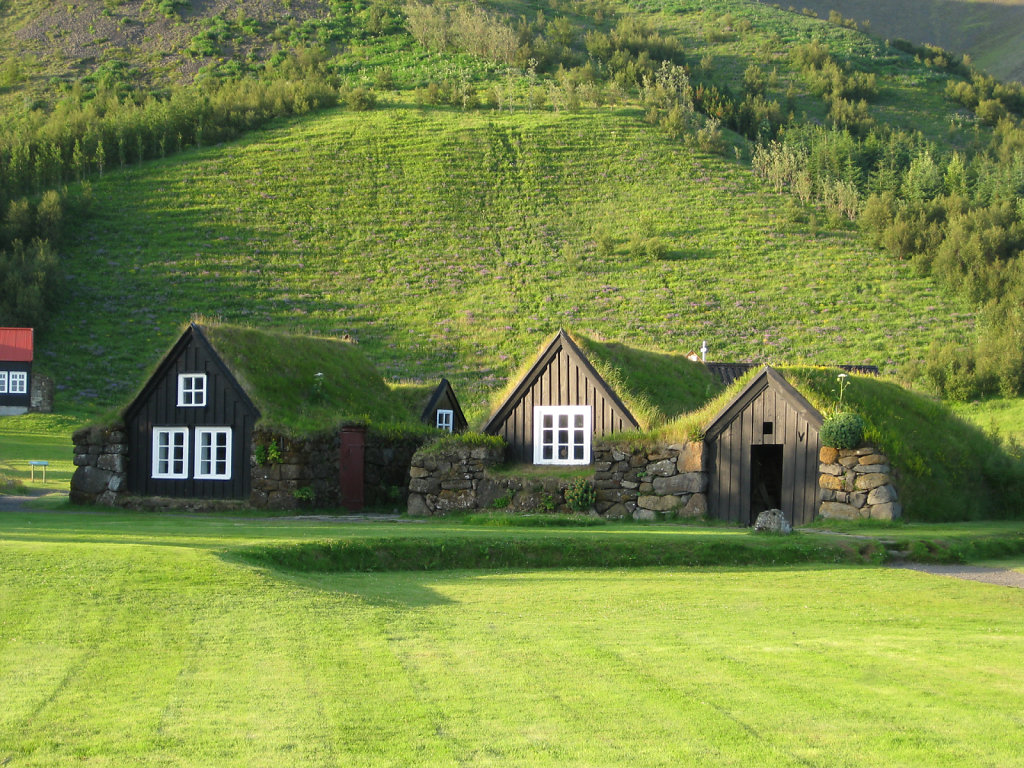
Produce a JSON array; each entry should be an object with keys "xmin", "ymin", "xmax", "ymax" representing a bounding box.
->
[{"xmin": 339, "ymin": 426, "xmax": 365, "ymax": 511}]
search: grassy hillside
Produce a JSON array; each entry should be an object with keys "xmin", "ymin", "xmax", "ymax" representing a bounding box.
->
[
  {"xmin": 790, "ymin": 0, "xmax": 1024, "ymax": 83},
  {"xmin": 47, "ymin": 106, "xmax": 969, "ymax": 420}
]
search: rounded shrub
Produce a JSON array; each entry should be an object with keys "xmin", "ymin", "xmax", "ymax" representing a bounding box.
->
[{"xmin": 820, "ymin": 411, "xmax": 865, "ymax": 450}]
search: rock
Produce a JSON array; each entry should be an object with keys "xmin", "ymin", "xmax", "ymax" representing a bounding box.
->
[
  {"xmin": 753, "ymin": 508, "xmax": 792, "ymax": 534},
  {"xmin": 407, "ymin": 493, "xmax": 431, "ymax": 516},
  {"xmin": 819, "ymin": 501, "xmax": 864, "ymax": 520},
  {"xmin": 647, "ymin": 458, "xmax": 676, "ymax": 477},
  {"xmin": 633, "ymin": 508, "xmax": 657, "ymax": 521},
  {"xmin": 409, "ymin": 477, "xmax": 441, "ymax": 494},
  {"xmin": 870, "ymin": 501, "xmax": 902, "ymax": 521},
  {"xmin": 854, "ymin": 473, "xmax": 890, "ymax": 491},
  {"xmin": 620, "ymin": 481, "xmax": 639, "ymax": 489},
  {"xmin": 72, "ymin": 465, "xmax": 113, "ymax": 496},
  {"xmin": 681, "ymin": 493, "xmax": 707, "ymax": 518},
  {"xmin": 867, "ymin": 484, "xmax": 898, "ymax": 505},
  {"xmin": 434, "ymin": 489, "xmax": 475, "ymax": 511},
  {"xmin": 848, "ymin": 491, "xmax": 867, "ymax": 508},
  {"xmin": 652, "ymin": 472, "xmax": 706, "ymax": 495},
  {"xmin": 637, "ymin": 494, "xmax": 682, "ymax": 512},
  {"xmin": 819, "ymin": 463, "xmax": 843, "ymax": 476},
  {"xmin": 611, "ymin": 449, "xmax": 628, "ymax": 462},
  {"xmin": 838, "ymin": 456, "xmax": 860, "ymax": 468},
  {"xmin": 677, "ymin": 442, "xmax": 705, "ymax": 473},
  {"xmin": 853, "ymin": 464, "xmax": 890, "ymax": 475},
  {"xmin": 818, "ymin": 474, "xmax": 844, "ymax": 491},
  {"xmin": 408, "ymin": 466, "xmax": 429, "ymax": 479},
  {"xmin": 819, "ymin": 446, "xmax": 839, "ymax": 464},
  {"xmin": 107, "ymin": 474, "xmax": 125, "ymax": 493},
  {"xmin": 604, "ymin": 503, "xmax": 630, "ymax": 519},
  {"xmin": 858, "ymin": 454, "xmax": 887, "ymax": 466}
]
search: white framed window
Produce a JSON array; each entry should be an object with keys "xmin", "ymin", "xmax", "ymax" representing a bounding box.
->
[
  {"xmin": 194, "ymin": 427, "xmax": 232, "ymax": 480},
  {"xmin": 533, "ymin": 406, "xmax": 591, "ymax": 465},
  {"xmin": 0, "ymin": 372, "xmax": 7, "ymax": 394},
  {"xmin": 177, "ymin": 374, "xmax": 207, "ymax": 407},
  {"xmin": 9, "ymin": 371, "xmax": 27, "ymax": 394},
  {"xmin": 152, "ymin": 428, "xmax": 189, "ymax": 479},
  {"xmin": 436, "ymin": 409, "xmax": 454, "ymax": 432}
]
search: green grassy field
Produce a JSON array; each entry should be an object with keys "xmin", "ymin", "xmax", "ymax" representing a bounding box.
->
[
  {"xmin": 0, "ymin": 414, "xmax": 80, "ymax": 495},
  {"xmin": 2, "ymin": 512, "xmax": 1024, "ymax": 766}
]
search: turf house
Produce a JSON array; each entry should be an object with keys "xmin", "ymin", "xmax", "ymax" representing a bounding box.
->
[
  {"xmin": 0, "ymin": 327, "xmax": 34, "ymax": 416},
  {"xmin": 70, "ymin": 322, "xmax": 449, "ymax": 509},
  {"xmin": 420, "ymin": 377, "xmax": 468, "ymax": 433}
]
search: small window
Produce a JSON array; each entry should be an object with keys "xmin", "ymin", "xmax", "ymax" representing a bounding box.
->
[
  {"xmin": 436, "ymin": 409, "xmax": 454, "ymax": 432},
  {"xmin": 153, "ymin": 428, "xmax": 189, "ymax": 479},
  {"xmin": 195, "ymin": 428, "xmax": 232, "ymax": 480},
  {"xmin": 177, "ymin": 374, "xmax": 207, "ymax": 407},
  {"xmin": 763, "ymin": 421, "xmax": 774, "ymax": 436},
  {"xmin": 533, "ymin": 406, "xmax": 591, "ymax": 465},
  {"xmin": 9, "ymin": 372, "xmax": 27, "ymax": 394},
  {"xmin": 0, "ymin": 371, "xmax": 7, "ymax": 394}
]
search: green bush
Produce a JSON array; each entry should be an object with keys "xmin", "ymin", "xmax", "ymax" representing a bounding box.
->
[
  {"xmin": 820, "ymin": 411, "xmax": 865, "ymax": 449},
  {"xmin": 564, "ymin": 478, "xmax": 597, "ymax": 512}
]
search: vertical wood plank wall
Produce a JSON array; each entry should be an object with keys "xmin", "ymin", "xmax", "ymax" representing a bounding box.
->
[
  {"xmin": 707, "ymin": 384, "xmax": 821, "ymax": 526},
  {"xmin": 127, "ymin": 337, "xmax": 256, "ymax": 499},
  {"xmin": 495, "ymin": 348, "xmax": 633, "ymax": 463}
]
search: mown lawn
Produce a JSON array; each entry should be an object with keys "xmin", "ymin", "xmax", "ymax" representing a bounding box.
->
[{"xmin": 2, "ymin": 512, "xmax": 1023, "ymax": 767}]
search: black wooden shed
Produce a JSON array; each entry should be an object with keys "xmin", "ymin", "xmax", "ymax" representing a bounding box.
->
[
  {"xmin": 420, "ymin": 378, "xmax": 468, "ymax": 433},
  {"xmin": 704, "ymin": 366, "xmax": 823, "ymax": 526}
]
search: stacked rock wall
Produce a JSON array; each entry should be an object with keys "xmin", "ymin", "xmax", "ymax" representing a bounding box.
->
[
  {"xmin": 817, "ymin": 444, "xmax": 901, "ymax": 521},
  {"xmin": 407, "ymin": 441, "xmax": 708, "ymax": 520},
  {"xmin": 70, "ymin": 426, "xmax": 127, "ymax": 506}
]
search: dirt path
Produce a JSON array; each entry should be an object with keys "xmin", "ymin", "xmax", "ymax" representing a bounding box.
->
[{"xmin": 889, "ymin": 562, "xmax": 1024, "ymax": 589}]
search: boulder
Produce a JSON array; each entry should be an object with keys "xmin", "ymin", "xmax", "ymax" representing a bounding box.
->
[
  {"xmin": 819, "ymin": 463, "xmax": 843, "ymax": 476},
  {"xmin": 633, "ymin": 508, "xmax": 657, "ymax": 521},
  {"xmin": 407, "ymin": 493, "xmax": 431, "ymax": 516},
  {"xmin": 681, "ymin": 492, "xmax": 707, "ymax": 518},
  {"xmin": 637, "ymin": 494, "xmax": 682, "ymax": 512},
  {"xmin": 652, "ymin": 472, "xmax": 706, "ymax": 495},
  {"xmin": 867, "ymin": 484, "xmax": 898, "ymax": 505},
  {"xmin": 604, "ymin": 503, "xmax": 630, "ymax": 519},
  {"xmin": 819, "ymin": 446, "xmax": 839, "ymax": 464},
  {"xmin": 819, "ymin": 501, "xmax": 864, "ymax": 520},
  {"xmin": 870, "ymin": 501, "xmax": 902, "ymax": 521},
  {"xmin": 753, "ymin": 508, "xmax": 792, "ymax": 534},
  {"xmin": 854, "ymin": 473, "xmax": 890, "ymax": 491},
  {"xmin": 647, "ymin": 458, "xmax": 677, "ymax": 477}
]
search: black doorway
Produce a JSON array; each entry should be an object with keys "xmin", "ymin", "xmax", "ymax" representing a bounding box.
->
[{"xmin": 750, "ymin": 444, "xmax": 784, "ymax": 523}]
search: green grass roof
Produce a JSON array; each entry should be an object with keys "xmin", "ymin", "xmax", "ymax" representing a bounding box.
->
[{"xmin": 198, "ymin": 324, "xmax": 422, "ymax": 435}]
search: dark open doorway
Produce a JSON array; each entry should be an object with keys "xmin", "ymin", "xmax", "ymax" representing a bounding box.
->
[{"xmin": 750, "ymin": 444, "xmax": 784, "ymax": 524}]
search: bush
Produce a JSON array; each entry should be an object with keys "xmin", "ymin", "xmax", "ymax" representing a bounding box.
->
[
  {"xmin": 564, "ymin": 478, "xmax": 597, "ymax": 511},
  {"xmin": 820, "ymin": 411, "xmax": 865, "ymax": 449}
]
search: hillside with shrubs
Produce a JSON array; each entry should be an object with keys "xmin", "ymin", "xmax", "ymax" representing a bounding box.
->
[{"xmin": 0, "ymin": 0, "xmax": 1023, "ymax": 410}]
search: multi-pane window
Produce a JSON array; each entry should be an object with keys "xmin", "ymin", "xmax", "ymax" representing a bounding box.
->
[
  {"xmin": 436, "ymin": 409, "xmax": 454, "ymax": 432},
  {"xmin": 152, "ymin": 428, "xmax": 189, "ymax": 479},
  {"xmin": 533, "ymin": 406, "xmax": 591, "ymax": 465},
  {"xmin": 177, "ymin": 374, "xmax": 207, "ymax": 407},
  {"xmin": 194, "ymin": 428, "xmax": 232, "ymax": 479},
  {"xmin": 0, "ymin": 372, "xmax": 7, "ymax": 394},
  {"xmin": 9, "ymin": 372, "xmax": 27, "ymax": 394}
]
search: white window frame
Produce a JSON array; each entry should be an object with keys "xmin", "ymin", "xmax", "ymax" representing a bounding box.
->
[
  {"xmin": 152, "ymin": 428, "xmax": 190, "ymax": 479},
  {"xmin": 0, "ymin": 371, "xmax": 7, "ymax": 394},
  {"xmin": 533, "ymin": 405, "xmax": 592, "ymax": 465},
  {"xmin": 194, "ymin": 427, "xmax": 232, "ymax": 480},
  {"xmin": 177, "ymin": 373, "xmax": 207, "ymax": 407},
  {"xmin": 436, "ymin": 409, "xmax": 454, "ymax": 432},
  {"xmin": 9, "ymin": 371, "xmax": 27, "ymax": 394}
]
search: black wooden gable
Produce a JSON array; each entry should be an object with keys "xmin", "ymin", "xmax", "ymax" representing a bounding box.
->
[
  {"xmin": 124, "ymin": 324, "xmax": 260, "ymax": 500},
  {"xmin": 704, "ymin": 366, "xmax": 824, "ymax": 527},
  {"xmin": 420, "ymin": 378, "xmax": 468, "ymax": 432},
  {"xmin": 483, "ymin": 330, "xmax": 639, "ymax": 463}
]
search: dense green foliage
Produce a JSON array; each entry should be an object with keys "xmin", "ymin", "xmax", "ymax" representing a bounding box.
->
[{"xmin": 819, "ymin": 410, "xmax": 865, "ymax": 449}]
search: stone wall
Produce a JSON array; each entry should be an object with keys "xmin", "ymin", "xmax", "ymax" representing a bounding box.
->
[
  {"xmin": 817, "ymin": 444, "xmax": 901, "ymax": 521},
  {"xmin": 29, "ymin": 373, "xmax": 54, "ymax": 413},
  {"xmin": 251, "ymin": 430, "xmax": 425, "ymax": 510},
  {"xmin": 70, "ymin": 426, "xmax": 127, "ymax": 506},
  {"xmin": 407, "ymin": 441, "xmax": 708, "ymax": 520}
]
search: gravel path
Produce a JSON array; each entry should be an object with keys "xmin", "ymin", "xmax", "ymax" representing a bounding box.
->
[{"xmin": 889, "ymin": 562, "xmax": 1024, "ymax": 589}]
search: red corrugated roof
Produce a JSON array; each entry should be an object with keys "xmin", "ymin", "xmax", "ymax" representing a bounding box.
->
[{"xmin": 0, "ymin": 328, "xmax": 33, "ymax": 361}]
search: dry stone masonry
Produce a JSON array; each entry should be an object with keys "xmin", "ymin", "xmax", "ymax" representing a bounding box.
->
[
  {"xmin": 407, "ymin": 441, "xmax": 709, "ymax": 520},
  {"xmin": 817, "ymin": 444, "xmax": 901, "ymax": 521},
  {"xmin": 70, "ymin": 426, "xmax": 127, "ymax": 506}
]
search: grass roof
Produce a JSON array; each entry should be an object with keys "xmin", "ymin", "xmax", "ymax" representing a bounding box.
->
[
  {"xmin": 485, "ymin": 330, "xmax": 725, "ymax": 432},
  {"xmin": 198, "ymin": 324, "xmax": 422, "ymax": 435}
]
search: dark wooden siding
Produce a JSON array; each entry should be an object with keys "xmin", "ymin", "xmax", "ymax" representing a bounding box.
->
[
  {"xmin": 493, "ymin": 347, "xmax": 634, "ymax": 463},
  {"xmin": 126, "ymin": 334, "xmax": 257, "ymax": 499},
  {"xmin": 0, "ymin": 362, "xmax": 31, "ymax": 409},
  {"xmin": 426, "ymin": 388, "xmax": 468, "ymax": 433},
  {"xmin": 707, "ymin": 382, "xmax": 821, "ymax": 526}
]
